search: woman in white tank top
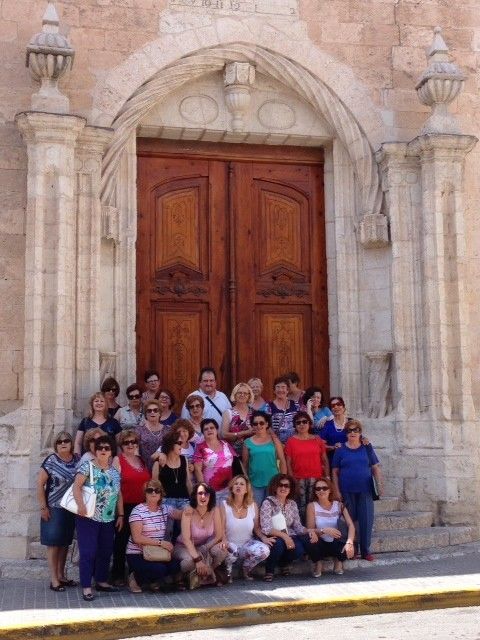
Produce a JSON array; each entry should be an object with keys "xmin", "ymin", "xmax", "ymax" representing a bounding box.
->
[
  {"xmin": 305, "ymin": 477, "xmax": 355, "ymax": 577},
  {"xmin": 221, "ymin": 475, "xmax": 272, "ymax": 580}
]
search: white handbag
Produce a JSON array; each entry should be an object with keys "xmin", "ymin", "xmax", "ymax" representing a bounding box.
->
[{"xmin": 60, "ymin": 461, "xmax": 96, "ymax": 518}]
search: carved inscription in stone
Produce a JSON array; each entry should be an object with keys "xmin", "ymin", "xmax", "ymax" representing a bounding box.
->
[{"xmin": 168, "ymin": 0, "xmax": 298, "ymax": 16}]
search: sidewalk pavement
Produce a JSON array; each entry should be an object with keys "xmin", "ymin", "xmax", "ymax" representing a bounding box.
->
[{"xmin": 1, "ymin": 543, "xmax": 480, "ymax": 640}]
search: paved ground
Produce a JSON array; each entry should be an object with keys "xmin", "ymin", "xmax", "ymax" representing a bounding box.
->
[{"xmin": 1, "ymin": 544, "xmax": 480, "ymax": 639}]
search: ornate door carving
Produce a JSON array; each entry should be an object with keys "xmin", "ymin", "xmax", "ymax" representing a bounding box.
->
[{"xmin": 137, "ymin": 140, "xmax": 327, "ymax": 404}]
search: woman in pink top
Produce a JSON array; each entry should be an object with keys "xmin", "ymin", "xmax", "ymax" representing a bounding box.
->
[
  {"xmin": 284, "ymin": 411, "xmax": 330, "ymax": 522},
  {"xmin": 173, "ymin": 482, "xmax": 228, "ymax": 586},
  {"xmin": 193, "ymin": 419, "xmax": 237, "ymax": 502}
]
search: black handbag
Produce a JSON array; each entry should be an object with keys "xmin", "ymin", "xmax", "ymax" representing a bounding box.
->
[{"xmin": 336, "ymin": 503, "xmax": 350, "ymax": 543}]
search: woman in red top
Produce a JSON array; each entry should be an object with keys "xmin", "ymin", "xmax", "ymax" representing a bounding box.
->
[
  {"xmin": 111, "ymin": 430, "xmax": 151, "ymax": 585},
  {"xmin": 284, "ymin": 411, "xmax": 330, "ymax": 523}
]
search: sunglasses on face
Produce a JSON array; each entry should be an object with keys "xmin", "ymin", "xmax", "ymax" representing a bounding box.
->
[
  {"xmin": 347, "ymin": 427, "xmax": 361, "ymax": 434},
  {"xmin": 123, "ymin": 439, "xmax": 138, "ymax": 446},
  {"xmin": 295, "ymin": 419, "xmax": 309, "ymax": 425},
  {"xmin": 128, "ymin": 394, "xmax": 141, "ymax": 400},
  {"xmin": 159, "ymin": 395, "xmax": 170, "ymax": 401},
  {"xmin": 56, "ymin": 439, "xmax": 71, "ymax": 445},
  {"xmin": 96, "ymin": 445, "xmax": 111, "ymax": 452},
  {"xmin": 331, "ymin": 402, "xmax": 343, "ymax": 408},
  {"xmin": 146, "ymin": 408, "xmax": 159, "ymax": 413},
  {"xmin": 278, "ymin": 482, "xmax": 290, "ymax": 489},
  {"xmin": 175, "ymin": 441, "xmax": 183, "ymax": 446},
  {"xmin": 188, "ymin": 403, "xmax": 202, "ymax": 409},
  {"xmin": 197, "ymin": 490, "xmax": 208, "ymax": 496},
  {"xmin": 145, "ymin": 487, "xmax": 161, "ymax": 494},
  {"xmin": 252, "ymin": 420, "xmax": 266, "ymax": 426},
  {"xmin": 315, "ymin": 486, "xmax": 329, "ymax": 492}
]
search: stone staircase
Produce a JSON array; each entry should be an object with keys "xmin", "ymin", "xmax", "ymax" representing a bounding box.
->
[{"xmin": 1, "ymin": 496, "xmax": 477, "ymax": 579}]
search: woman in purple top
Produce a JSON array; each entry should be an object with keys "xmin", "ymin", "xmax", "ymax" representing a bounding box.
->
[{"xmin": 332, "ymin": 419, "xmax": 383, "ymax": 561}]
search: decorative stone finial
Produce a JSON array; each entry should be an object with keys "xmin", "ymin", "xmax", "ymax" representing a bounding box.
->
[
  {"xmin": 26, "ymin": 2, "xmax": 75, "ymax": 113},
  {"xmin": 415, "ymin": 27, "xmax": 465, "ymax": 135},
  {"xmin": 223, "ymin": 62, "xmax": 255, "ymax": 133}
]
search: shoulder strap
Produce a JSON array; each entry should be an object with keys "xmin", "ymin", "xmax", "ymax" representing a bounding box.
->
[
  {"xmin": 88, "ymin": 461, "xmax": 94, "ymax": 485},
  {"xmin": 205, "ymin": 395, "xmax": 223, "ymax": 417}
]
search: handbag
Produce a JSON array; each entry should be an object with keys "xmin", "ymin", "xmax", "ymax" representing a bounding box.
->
[
  {"xmin": 143, "ymin": 544, "xmax": 171, "ymax": 562},
  {"xmin": 365, "ymin": 445, "xmax": 380, "ymax": 501},
  {"xmin": 267, "ymin": 498, "xmax": 287, "ymax": 532},
  {"xmin": 60, "ymin": 462, "xmax": 96, "ymax": 518},
  {"xmin": 336, "ymin": 503, "xmax": 350, "ymax": 543}
]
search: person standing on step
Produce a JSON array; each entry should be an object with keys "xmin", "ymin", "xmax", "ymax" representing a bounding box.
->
[{"xmin": 181, "ymin": 367, "xmax": 231, "ymax": 423}]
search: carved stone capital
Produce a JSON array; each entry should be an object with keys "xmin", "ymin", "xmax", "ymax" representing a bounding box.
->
[
  {"xmin": 223, "ymin": 62, "xmax": 255, "ymax": 132},
  {"xmin": 16, "ymin": 112, "xmax": 85, "ymax": 148},
  {"xmin": 408, "ymin": 133, "xmax": 478, "ymax": 161},
  {"xmin": 359, "ymin": 213, "xmax": 389, "ymax": 248}
]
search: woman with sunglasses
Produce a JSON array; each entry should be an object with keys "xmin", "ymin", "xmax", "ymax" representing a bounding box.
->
[
  {"xmin": 114, "ymin": 384, "xmax": 144, "ymax": 429},
  {"xmin": 126, "ymin": 480, "xmax": 182, "ymax": 593},
  {"xmin": 332, "ymin": 419, "xmax": 383, "ymax": 561},
  {"xmin": 317, "ymin": 397, "xmax": 351, "ymax": 464},
  {"xmin": 78, "ymin": 427, "xmax": 105, "ymax": 466},
  {"xmin": 72, "ymin": 435, "xmax": 123, "ymax": 601},
  {"xmin": 242, "ymin": 411, "xmax": 286, "ymax": 506},
  {"xmin": 284, "ymin": 411, "xmax": 330, "ymax": 522},
  {"xmin": 221, "ymin": 475, "xmax": 271, "ymax": 581},
  {"xmin": 184, "ymin": 395, "xmax": 205, "ymax": 444},
  {"xmin": 37, "ymin": 431, "xmax": 79, "ymax": 591},
  {"xmin": 173, "ymin": 482, "xmax": 228, "ymax": 586},
  {"xmin": 74, "ymin": 392, "xmax": 121, "ymax": 455},
  {"xmin": 110, "ymin": 430, "xmax": 151, "ymax": 586},
  {"xmin": 305, "ymin": 477, "xmax": 355, "ymax": 577},
  {"xmin": 101, "ymin": 377, "xmax": 122, "ymax": 419},
  {"xmin": 136, "ymin": 400, "xmax": 167, "ymax": 471},
  {"xmin": 259, "ymin": 473, "xmax": 317, "ymax": 582}
]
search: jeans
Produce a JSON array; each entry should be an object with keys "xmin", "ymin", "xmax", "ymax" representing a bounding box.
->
[
  {"xmin": 252, "ymin": 486, "xmax": 267, "ymax": 507},
  {"xmin": 342, "ymin": 491, "xmax": 374, "ymax": 556},
  {"xmin": 264, "ymin": 534, "xmax": 306, "ymax": 574},
  {"xmin": 75, "ymin": 516, "xmax": 115, "ymax": 588},
  {"xmin": 306, "ymin": 538, "xmax": 347, "ymax": 562},
  {"xmin": 111, "ymin": 502, "xmax": 135, "ymax": 582}
]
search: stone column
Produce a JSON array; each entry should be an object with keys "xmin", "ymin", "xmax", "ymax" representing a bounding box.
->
[
  {"xmin": 15, "ymin": 112, "xmax": 86, "ymax": 451},
  {"xmin": 408, "ymin": 134, "xmax": 477, "ymax": 423},
  {"xmin": 74, "ymin": 126, "xmax": 113, "ymax": 415}
]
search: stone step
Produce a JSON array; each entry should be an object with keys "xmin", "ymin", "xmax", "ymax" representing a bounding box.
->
[
  {"xmin": 374, "ymin": 497, "xmax": 401, "ymax": 513},
  {"xmin": 371, "ymin": 526, "xmax": 476, "ymax": 553},
  {"xmin": 374, "ymin": 511, "xmax": 433, "ymax": 532},
  {"xmin": 29, "ymin": 541, "xmax": 46, "ymax": 560}
]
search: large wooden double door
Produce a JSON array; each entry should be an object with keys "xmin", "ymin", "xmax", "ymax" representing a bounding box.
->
[{"xmin": 137, "ymin": 139, "xmax": 328, "ymax": 404}]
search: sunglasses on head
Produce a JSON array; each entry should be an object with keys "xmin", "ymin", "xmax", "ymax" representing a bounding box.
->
[
  {"xmin": 347, "ymin": 427, "xmax": 361, "ymax": 434},
  {"xmin": 123, "ymin": 439, "xmax": 138, "ymax": 446},
  {"xmin": 145, "ymin": 487, "xmax": 161, "ymax": 494},
  {"xmin": 96, "ymin": 445, "xmax": 111, "ymax": 451},
  {"xmin": 56, "ymin": 438, "xmax": 71, "ymax": 445}
]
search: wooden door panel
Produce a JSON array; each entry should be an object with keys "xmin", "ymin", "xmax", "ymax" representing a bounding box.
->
[
  {"xmin": 255, "ymin": 306, "xmax": 311, "ymax": 397},
  {"xmin": 153, "ymin": 305, "xmax": 208, "ymax": 405}
]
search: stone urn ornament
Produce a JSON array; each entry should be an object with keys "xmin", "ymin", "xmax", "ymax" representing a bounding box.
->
[
  {"xmin": 25, "ymin": 2, "xmax": 75, "ymax": 113},
  {"xmin": 415, "ymin": 27, "xmax": 465, "ymax": 135}
]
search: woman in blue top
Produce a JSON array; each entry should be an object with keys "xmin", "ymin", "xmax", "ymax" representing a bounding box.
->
[
  {"xmin": 72, "ymin": 434, "xmax": 124, "ymax": 601},
  {"xmin": 318, "ymin": 396, "xmax": 350, "ymax": 465},
  {"xmin": 303, "ymin": 386, "xmax": 333, "ymax": 434},
  {"xmin": 332, "ymin": 419, "xmax": 383, "ymax": 561}
]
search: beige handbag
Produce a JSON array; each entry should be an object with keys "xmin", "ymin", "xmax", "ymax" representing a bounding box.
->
[{"xmin": 142, "ymin": 543, "xmax": 171, "ymax": 562}]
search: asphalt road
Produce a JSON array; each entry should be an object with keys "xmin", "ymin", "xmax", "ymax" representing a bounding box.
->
[{"xmin": 122, "ymin": 606, "xmax": 480, "ymax": 640}]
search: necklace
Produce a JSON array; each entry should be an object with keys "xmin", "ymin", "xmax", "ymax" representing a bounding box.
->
[
  {"xmin": 195, "ymin": 508, "xmax": 208, "ymax": 524},
  {"xmin": 233, "ymin": 503, "xmax": 245, "ymax": 515}
]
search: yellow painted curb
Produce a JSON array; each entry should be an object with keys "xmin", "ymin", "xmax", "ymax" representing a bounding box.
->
[{"xmin": 1, "ymin": 587, "xmax": 480, "ymax": 640}]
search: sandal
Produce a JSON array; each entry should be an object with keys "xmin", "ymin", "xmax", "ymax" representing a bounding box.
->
[
  {"xmin": 128, "ymin": 572, "xmax": 142, "ymax": 594},
  {"xmin": 313, "ymin": 562, "xmax": 322, "ymax": 578},
  {"xmin": 280, "ymin": 566, "xmax": 291, "ymax": 577},
  {"xmin": 82, "ymin": 592, "xmax": 95, "ymax": 601},
  {"xmin": 243, "ymin": 570, "xmax": 254, "ymax": 581},
  {"xmin": 333, "ymin": 560, "xmax": 344, "ymax": 575},
  {"xmin": 49, "ymin": 583, "xmax": 66, "ymax": 592},
  {"xmin": 264, "ymin": 572, "xmax": 274, "ymax": 582},
  {"xmin": 59, "ymin": 579, "xmax": 78, "ymax": 587}
]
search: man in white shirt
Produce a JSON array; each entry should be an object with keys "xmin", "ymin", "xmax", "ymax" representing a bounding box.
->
[{"xmin": 181, "ymin": 367, "xmax": 231, "ymax": 422}]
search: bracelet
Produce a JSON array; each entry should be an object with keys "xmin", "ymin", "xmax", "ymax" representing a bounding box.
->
[
  {"xmin": 193, "ymin": 556, "xmax": 202, "ymax": 564},
  {"xmin": 345, "ymin": 541, "xmax": 353, "ymax": 545},
  {"xmin": 117, "ymin": 514, "xmax": 124, "ymax": 517}
]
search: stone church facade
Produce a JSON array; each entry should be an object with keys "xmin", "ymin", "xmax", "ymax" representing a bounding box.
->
[{"xmin": 0, "ymin": 0, "xmax": 479, "ymax": 558}]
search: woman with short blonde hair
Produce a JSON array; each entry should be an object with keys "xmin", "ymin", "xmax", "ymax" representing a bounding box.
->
[{"xmin": 222, "ymin": 383, "xmax": 254, "ymax": 457}]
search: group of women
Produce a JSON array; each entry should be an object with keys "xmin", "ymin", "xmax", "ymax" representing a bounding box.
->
[{"xmin": 37, "ymin": 370, "xmax": 383, "ymax": 599}]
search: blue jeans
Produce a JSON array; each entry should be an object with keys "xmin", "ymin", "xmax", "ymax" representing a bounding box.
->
[
  {"xmin": 252, "ymin": 486, "xmax": 267, "ymax": 507},
  {"xmin": 343, "ymin": 491, "xmax": 374, "ymax": 556},
  {"xmin": 264, "ymin": 534, "xmax": 306, "ymax": 574},
  {"xmin": 76, "ymin": 516, "xmax": 115, "ymax": 588}
]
